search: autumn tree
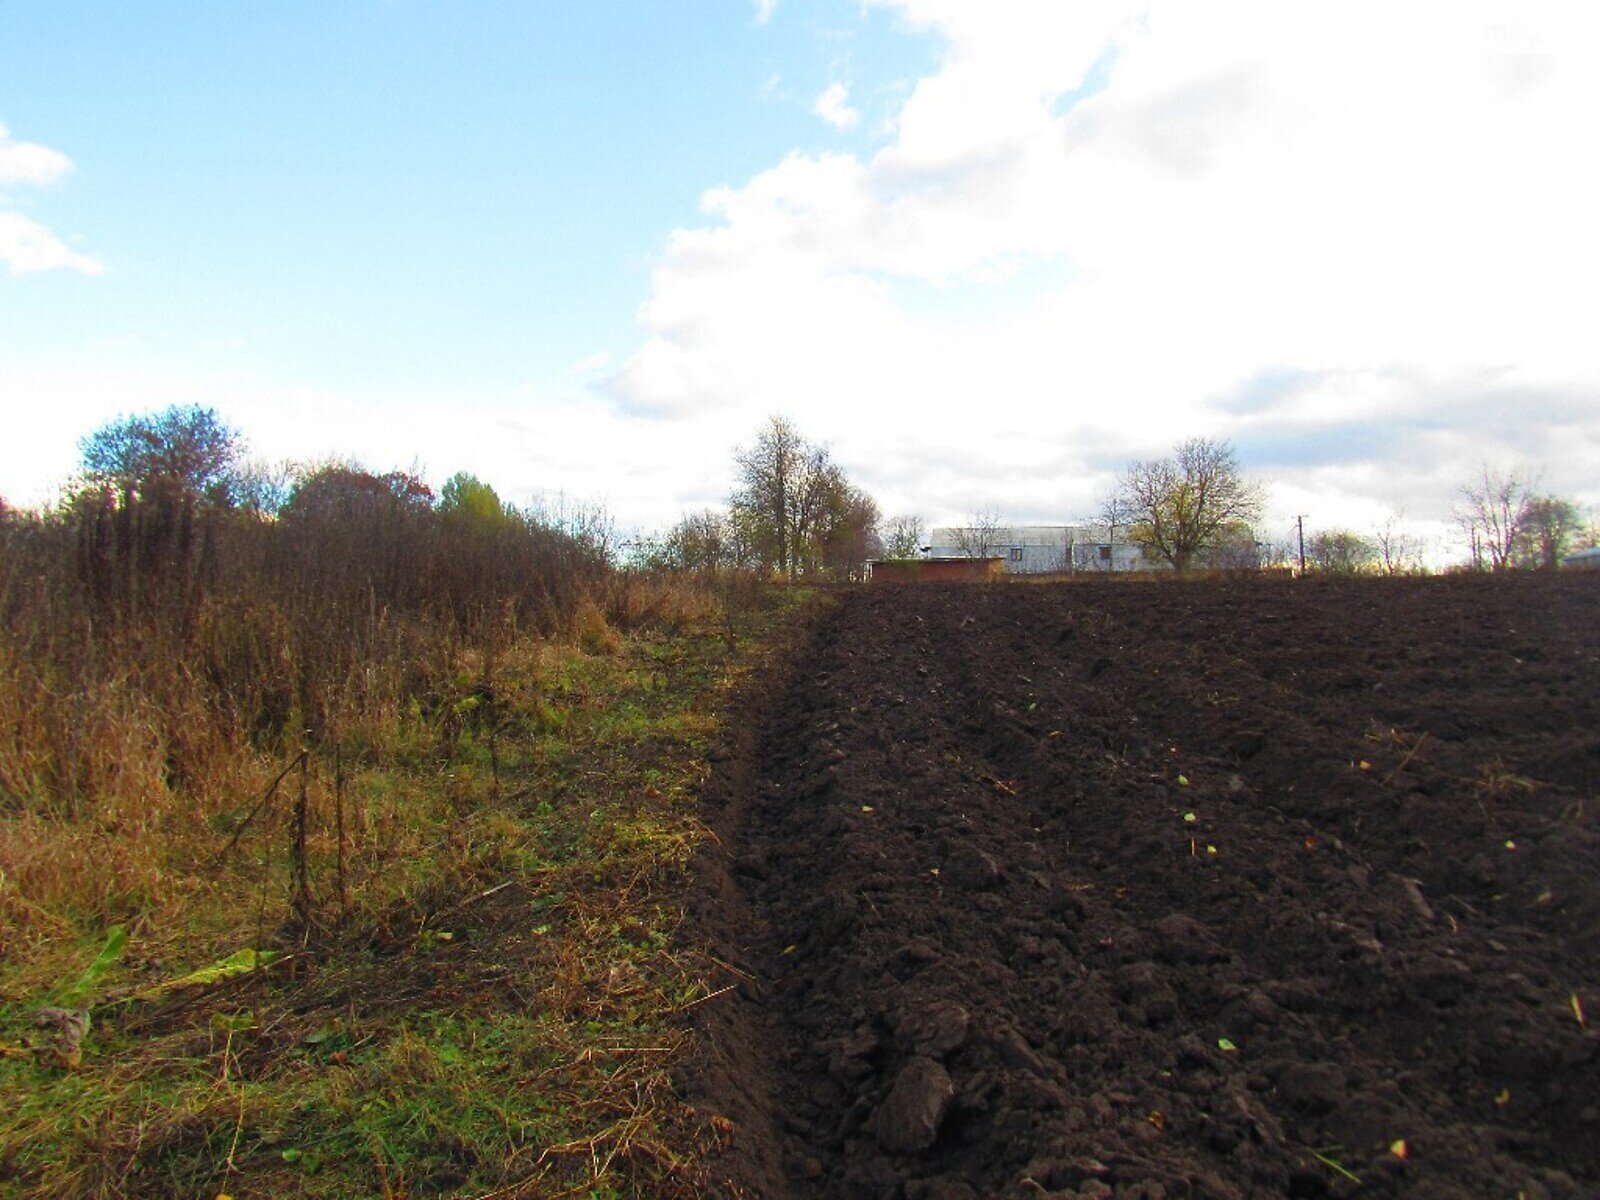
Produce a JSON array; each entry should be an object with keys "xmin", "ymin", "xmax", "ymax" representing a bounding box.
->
[
  {"xmin": 730, "ymin": 416, "xmax": 806, "ymax": 577},
  {"xmin": 439, "ymin": 472, "xmax": 509, "ymax": 524},
  {"xmin": 818, "ymin": 484, "xmax": 882, "ymax": 580},
  {"xmin": 71, "ymin": 405, "xmax": 247, "ymax": 621},
  {"xmin": 1514, "ymin": 495, "xmax": 1584, "ymax": 570},
  {"xmin": 281, "ymin": 464, "xmax": 434, "ymax": 524},
  {"xmin": 1115, "ymin": 438, "xmax": 1264, "ymax": 574},
  {"xmin": 78, "ymin": 404, "xmax": 245, "ymax": 505},
  {"xmin": 729, "ymin": 416, "xmax": 875, "ymax": 579}
]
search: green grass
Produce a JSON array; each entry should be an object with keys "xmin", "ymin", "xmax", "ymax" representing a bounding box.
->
[{"xmin": 0, "ymin": 586, "xmax": 812, "ymax": 1199}]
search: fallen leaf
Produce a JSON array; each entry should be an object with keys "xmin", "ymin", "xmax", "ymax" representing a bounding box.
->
[{"xmin": 1389, "ymin": 1139, "xmax": 1408, "ymax": 1160}]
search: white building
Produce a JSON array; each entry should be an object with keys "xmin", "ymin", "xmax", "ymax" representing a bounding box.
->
[{"xmin": 926, "ymin": 524, "xmax": 1156, "ymax": 574}]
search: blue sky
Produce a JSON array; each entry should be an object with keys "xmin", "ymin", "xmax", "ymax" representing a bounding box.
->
[
  {"xmin": 4, "ymin": 2, "xmax": 1597, "ymax": 559},
  {"xmin": 2, "ymin": 2, "xmax": 931, "ymax": 392}
]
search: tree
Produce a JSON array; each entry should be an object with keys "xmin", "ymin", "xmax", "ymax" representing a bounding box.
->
[
  {"xmin": 1454, "ymin": 464, "xmax": 1533, "ymax": 572},
  {"xmin": 439, "ymin": 472, "xmax": 508, "ymax": 524},
  {"xmin": 654, "ymin": 509, "xmax": 735, "ymax": 572},
  {"xmin": 1098, "ymin": 490, "xmax": 1134, "ymax": 571},
  {"xmin": 234, "ymin": 458, "xmax": 296, "ymax": 517},
  {"xmin": 1578, "ymin": 512, "xmax": 1600, "ymax": 553},
  {"xmin": 1306, "ymin": 528, "xmax": 1377, "ymax": 574},
  {"xmin": 1514, "ymin": 495, "xmax": 1583, "ymax": 570},
  {"xmin": 1199, "ymin": 521, "xmax": 1268, "ymax": 571},
  {"xmin": 1115, "ymin": 438, "xmax": 1265, "ymax": 574},
  {"xmin": 79, "ymin": 404, "xmax": 244, "ymax": 505},
  {"xmin": 281, "ymin": 464, "xmax": 434, "ymax": 524},
  {"xmin": 731, "ymin": 416, "xmax": 806, "ymax": 577},
  {"xmin": 730, "ymin": 416, "xmax": 839, "ymax": 578},
  {"xmin": 818, "ymin": 484, "xmax": 882, "ymax": 580},
  {"xmin": 882, "ymin": 514, "xmax": 926, "ymax": 559},
  {"xmin": 953, "ymin": 510, "xmax": 1004, "ymax": 559},
  {"xmin": 1374, "ymin": 511, "xmax": 1425, "ymax": 576}
]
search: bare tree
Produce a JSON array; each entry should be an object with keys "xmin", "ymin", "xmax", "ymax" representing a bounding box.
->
[
  {"xmin": 1455, "ymin": 465, "xmax": 1534, "ymax": 571},
  {"xmin": 1373, "ymin": 510, "xmax": 1424, "ymax": 576},
  {"xmin": 1098, "ymin": 489, "xmax": 1134, "ymax": 571},
  {"xmin": 882, "ymin": 514, "xmax": 926, "ymax": 559},
  {"xmin": 1115, "ymin": 438, "xmax": 1265, "ymax": 574},
  {"xmin": 953, "ymin": 510, "xmax": 1004, "ymax": 559}
]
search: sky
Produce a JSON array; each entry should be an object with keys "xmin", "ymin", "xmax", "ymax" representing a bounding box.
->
[{"xmin": 3, "ymin": 0, "xmax": 1597, "ymax": 559}]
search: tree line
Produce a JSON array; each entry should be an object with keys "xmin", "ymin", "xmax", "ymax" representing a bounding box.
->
[
  {"xmin": 5, "ymin": 407, "xmax": 1594, "ymax": 584},
  {"xmin": 4, "ymin": 403, "xmax": 613, "ymax": 658}
]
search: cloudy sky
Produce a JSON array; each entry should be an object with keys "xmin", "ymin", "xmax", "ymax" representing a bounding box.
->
[{"xmin": 3, "ymin": 1, "xmax": 1596, "ymax": 557}]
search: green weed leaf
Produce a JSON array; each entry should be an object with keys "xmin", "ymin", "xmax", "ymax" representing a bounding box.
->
[{"xmin": 61, "ymin": 925, "xmax": 129, "ymax": 1006}]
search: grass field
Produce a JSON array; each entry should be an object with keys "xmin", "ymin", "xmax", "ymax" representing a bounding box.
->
[{"xmin": 0, "ymin": 572, "xmax": 811, "ymax": 1199}]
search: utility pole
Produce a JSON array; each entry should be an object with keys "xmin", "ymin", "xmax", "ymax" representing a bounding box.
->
[{"xmin": 1296, "ymin": 515, "xmax": 1307, "ymax": 576}]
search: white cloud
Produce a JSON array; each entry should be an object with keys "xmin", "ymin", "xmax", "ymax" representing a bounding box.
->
[
  {"xmin": 753, "ymin": 0, "xmax": 777, "ymax": 26},
  {"xmin": 1, "ymin": 122, "xmax": 100, "ymax": 276},
  {"xmin": 605, "ymin": 0, "xmax": 1600, "ymax": 540},
  {"xmin": 0, "ymin": 122, "xmax": 72, "ymax": 187},
  {"xmin": 0, "ymin": 359, "xmax": 733, "ymax": 536},
  {"xmin": 813, "ymin": 82, "xmax": 861, "ymax": 130},
  {"xmin": 0, "ymin": 212, "xmax": 104, "ymax": 275},
  {"xmin": 569, "ymin": 351, "xmax": 613, "ymax": 376}
]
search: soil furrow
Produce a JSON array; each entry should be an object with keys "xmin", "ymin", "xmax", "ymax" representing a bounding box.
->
[{"xmin": 688, "ymin": 577, "xmax": 1600, "ymax": 1200}]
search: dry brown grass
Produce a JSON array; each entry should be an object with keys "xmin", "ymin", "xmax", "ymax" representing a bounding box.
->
[
  {"xmin": 0, "ymin": 495, "xmax": 791, "ymax": 1196},
  {"xmin": 573, "ymin": 594, "xmax": 625, "ymax": 656}
]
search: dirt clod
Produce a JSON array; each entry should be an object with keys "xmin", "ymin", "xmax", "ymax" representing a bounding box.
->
[{"xmin": 875, "ymin": 1055, "xmax": 956, "ymax": 1155}]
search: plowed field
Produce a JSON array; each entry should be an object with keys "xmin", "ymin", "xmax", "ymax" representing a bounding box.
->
[{"xmin": 686, "ymin": 575, "xmax": 1600, "ymax": 1200}]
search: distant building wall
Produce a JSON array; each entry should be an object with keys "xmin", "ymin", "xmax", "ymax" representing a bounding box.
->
[{"xmin": 926, "ymin": 525, "xmax": 1155, "ymax": 574}]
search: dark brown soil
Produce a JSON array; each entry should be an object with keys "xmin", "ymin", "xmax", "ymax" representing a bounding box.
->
[{"xmin": 685, "ymin": 575, "xmax": 1600, "ymax": 1200}]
